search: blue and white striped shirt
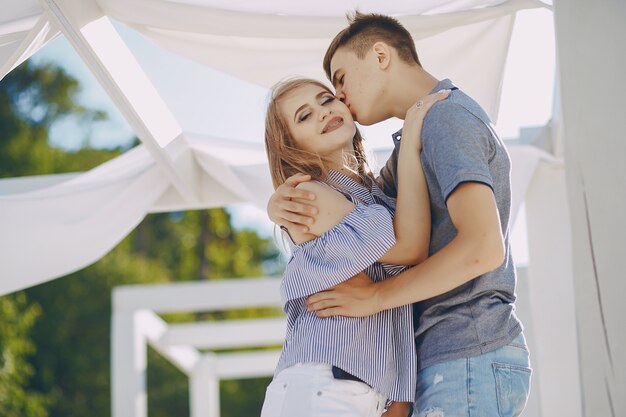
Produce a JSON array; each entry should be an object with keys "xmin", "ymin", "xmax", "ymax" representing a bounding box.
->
[{"xmin": 275, "ymin": 170, "xmax": 416, "ymax": 402}]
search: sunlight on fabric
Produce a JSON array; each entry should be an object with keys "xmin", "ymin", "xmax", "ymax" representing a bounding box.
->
[
  {"xmin": 81, "ymin": 16, "xmax": 181, "ymax": 147},
  {"xmin": 161, "ymin": 0, "xmax": 533, "ymax": 17},
  {"xmin": 0, "ymin": 14, "xmax": 39, "ymax": 35},
  {"xmin": 0, "ymin": 15, "xmax": 58, "ymax": 82}
]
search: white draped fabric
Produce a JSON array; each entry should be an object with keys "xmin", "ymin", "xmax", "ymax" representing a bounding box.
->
[
  {"xmin": 0, "ymin": 1, "xmax": 58, "ymax": 80},
  {"xmin": 0, "ymin": 134, "xmax": 271, "ymax": 293}
]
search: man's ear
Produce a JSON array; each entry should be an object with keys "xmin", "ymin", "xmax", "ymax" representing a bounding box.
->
[{"xmin": 372, "ymin": 41, "xmax": 391, "ymax": 70}]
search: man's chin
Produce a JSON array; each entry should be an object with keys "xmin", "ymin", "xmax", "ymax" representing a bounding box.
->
[
  {"xmin": 356, "ymin": 111, "xmax": 390, "ymax": 126},
  {"xmin": 354, "ymin": 116, "xmax": 376, "ymax": 126},
  {"xmin": 352, "ymin": 109, "xmax": 380, "ymax": 126}
]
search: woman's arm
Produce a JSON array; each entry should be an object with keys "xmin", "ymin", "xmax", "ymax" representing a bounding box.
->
[
  {"xmin": 378, "ymin": 90, "xmax": 450, "ymax": 265},
  {"xmin": 383, "ymin": 401, "xmax": 411, "ymax": 417}
]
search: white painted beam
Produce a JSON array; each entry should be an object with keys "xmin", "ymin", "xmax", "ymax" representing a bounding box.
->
[
  {"xmin": 191, "ymin": 355, "xmax": 220, "ymax": 417},
  {"xmin": 214, "ymin": 350, "xmax": 281, "ymax": 379},
  {"xmin": 111, "ymin": 310, "xmax": 148, "ymax": 417},
  {"xmin": 113, "ymin": 278, "xmax": 282, "ymax": 313},
  {"xmin": 160, "ymin": 318, "xmax": 287, "ymax": 349},
  {"xmin": 136, "ymin": 310, "xmax": 201, "ymax": 374}
]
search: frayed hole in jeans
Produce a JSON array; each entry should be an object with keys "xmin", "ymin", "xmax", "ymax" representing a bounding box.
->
[{"xmin": 419, "ymin": 407, "xmax": 444, "ymax": 417}]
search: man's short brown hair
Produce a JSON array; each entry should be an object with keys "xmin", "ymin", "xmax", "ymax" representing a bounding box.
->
[{"xmin": 323, "ymin": 11, "xmax": 421, "ymax": 81}]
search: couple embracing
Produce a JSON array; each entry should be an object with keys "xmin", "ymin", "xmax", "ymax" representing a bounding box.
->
[{"xmin": 260, "ymin": 12, "xmax": 531, "ymax": 417}]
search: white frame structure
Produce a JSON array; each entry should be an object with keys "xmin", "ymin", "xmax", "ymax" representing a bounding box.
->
[{"xmin": 111, "ymin": 278, "xmax": 285, "ymax": 417}]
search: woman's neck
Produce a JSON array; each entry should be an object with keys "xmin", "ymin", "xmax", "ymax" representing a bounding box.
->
[
  {"xmin": 327, "ymin": 148, "xmax": 363, "ymax": 182},
  {"xmin": 334, "ymin": 165, "xmax": 364, "ymax": 184}
]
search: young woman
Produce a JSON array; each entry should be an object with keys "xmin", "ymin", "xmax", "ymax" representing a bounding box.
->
[{"xmin": 261, "ymin": 78, "xmax": 448, "ymax": 417}]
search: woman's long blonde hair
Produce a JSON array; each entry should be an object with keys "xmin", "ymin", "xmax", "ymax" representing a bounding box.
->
[{"xmin": 264, "ymin": 78, "xmax": 374, "ymax": 190}]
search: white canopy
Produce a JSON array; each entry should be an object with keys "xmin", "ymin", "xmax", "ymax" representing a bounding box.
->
[{"xmin": 1, "ymin": 1, "xmax": 624, "ymax": 416}]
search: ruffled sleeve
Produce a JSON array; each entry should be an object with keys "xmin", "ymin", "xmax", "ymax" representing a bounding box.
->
[{"xmin": 280, "ymin": 203, "xmax": 396, "ymax": 304}]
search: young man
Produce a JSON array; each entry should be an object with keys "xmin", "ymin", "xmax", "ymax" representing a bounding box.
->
[{"xmin": 268, "ymin": 12, "xmax": 531, "ymax": 417}]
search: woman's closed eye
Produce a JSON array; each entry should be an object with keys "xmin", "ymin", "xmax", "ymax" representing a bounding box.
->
[
  {"xmin": 321, "ymin": 95, "xmax": 335, "ymax": 105},
  {"xmin": 297, "ymin": 96, "xmax": 334, "ymax": 122},
  {"xmin": 297, "ymin": 111, "xmax": 311, "ymax": 122}
]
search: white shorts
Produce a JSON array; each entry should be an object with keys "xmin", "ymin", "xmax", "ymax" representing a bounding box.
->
[{"xmin": 260, "ymin": 363, "xmax": 387, "ymax": 417}]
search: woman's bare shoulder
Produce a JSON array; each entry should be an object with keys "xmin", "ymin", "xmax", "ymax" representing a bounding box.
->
[{"xmin": 294, "ymin": 181, "xmax": 355, "ymax": 236}]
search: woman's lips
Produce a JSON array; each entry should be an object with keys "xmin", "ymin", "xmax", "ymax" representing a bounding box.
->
[{"xmin": 322, "ymin": 117, "xmax": 344, "ymax": 133}]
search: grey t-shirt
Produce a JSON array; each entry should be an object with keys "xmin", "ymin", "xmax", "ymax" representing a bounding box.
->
[{"xmin": 377, "ymin": 79, "xmax": 522, "ymax": 370}]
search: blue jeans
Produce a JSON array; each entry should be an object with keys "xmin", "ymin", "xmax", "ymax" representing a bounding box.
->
[{"xmin": 412, "ymin": 333, "xmax": 532, "ymax": 417}]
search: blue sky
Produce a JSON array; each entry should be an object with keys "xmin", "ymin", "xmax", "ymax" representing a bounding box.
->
[{"xmin": 28, "ymin": 8, "xmax": 555, "ymax": 262}]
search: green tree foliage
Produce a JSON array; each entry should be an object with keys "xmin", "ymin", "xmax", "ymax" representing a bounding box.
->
[
  {"xmin": 0, "ymin": 59, "xmax": 118, "ymax": 417},
  {"xmin": 0, "ymin": 60, "xmax": 113, "ymax": 177},
  {"xmin": 0, "ymin": 293, "xmax": 51, "ymax": 417},
  {"xmin": 24, "ymin": 245, "xmax": 172, "ymax": 417},
  {"xmin": 1, "ymin": 59, "xmax": 283, "ymax": 417}
]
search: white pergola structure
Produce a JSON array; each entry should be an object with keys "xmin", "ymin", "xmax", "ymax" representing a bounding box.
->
[
  {"xmin": 0, "ymin": 1, "xmax": 624, "ymax": 416},
  {"xmin": 112, "ymin": 278, "xmax": 284, "ymax": 417}
]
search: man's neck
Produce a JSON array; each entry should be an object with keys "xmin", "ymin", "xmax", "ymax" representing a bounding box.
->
[{"xmin": 388, "ymin": 66, "xmax": 439, "ymax": 120}]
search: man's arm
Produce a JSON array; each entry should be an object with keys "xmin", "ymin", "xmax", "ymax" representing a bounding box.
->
[
  {"xmin": 267, "ymin": 173, "xmax": 318, "ymax": 233},
  {"xmin": 286, "ymin": 181, "xmax": 354, "ymax": 244},
  {"xmin": 379, "ymin": 90, "xmax": 448, "ymax": 266},
  {"xmin": 306, "ymin": 182, "xmax": 505, "ymax": 317}
]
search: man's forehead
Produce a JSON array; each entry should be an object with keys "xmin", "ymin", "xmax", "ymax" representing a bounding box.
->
[
  {"xmin": 329, "ymin": 47, "xmax": 356, "ymax": 85},
  {"xmin": 330, "ymin": 47, "xmax": 353, "ymax": 71}
]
